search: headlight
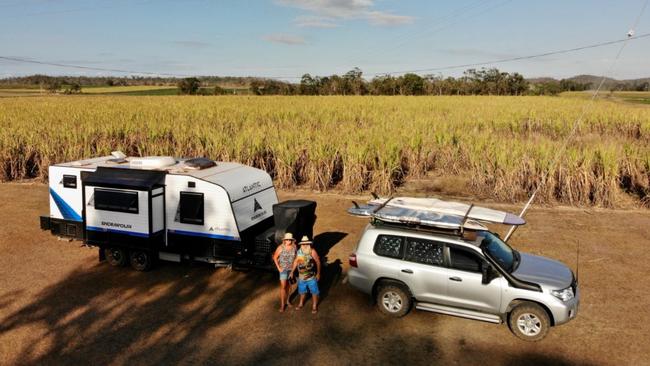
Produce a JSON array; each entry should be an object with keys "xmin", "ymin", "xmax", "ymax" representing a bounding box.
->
[{"xmin": 551, "ymin": 287, "xmax": 574, "ymax": 302}]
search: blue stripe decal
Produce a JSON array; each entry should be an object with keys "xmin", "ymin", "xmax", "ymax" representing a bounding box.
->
[
  {"xmin": 168, "ymin": 229, "xmax": 239, "ymax": 241},
  {"xmin": 86, "ymin": 226, "xmax": 149, "ymax": 238},
  {"xmin": 49, "ymin": 188, "xmax": 82, "ymax": 222}
]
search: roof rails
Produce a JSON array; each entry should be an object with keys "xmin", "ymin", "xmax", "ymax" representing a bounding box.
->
[
  {"xmin": 371, "ymin": 217, "xmax": 461, "ymax": 235},
  {"xmin": 348, "ymin": 196, "xmax": 525, "ymax": 233}
]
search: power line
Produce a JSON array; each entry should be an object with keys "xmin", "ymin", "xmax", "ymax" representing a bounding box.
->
[
  {"xmin": 503, "ymin": 0, "xmax": 649, "ymax": 242},
  {"xmin": 366, "ymin": 32, "xmax": 650, "ymax": 76},
  {"xmin": 0, "ymin": 55, "xmax": 191, "ymax": 77},
  {"xmin": 2, "ymin": 32, "xmax": 649, "ymax": 80}
]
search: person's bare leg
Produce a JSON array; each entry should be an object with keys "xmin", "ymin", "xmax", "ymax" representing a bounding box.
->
[
  {"xmin": 312, "ymin": 295, "xmax": 319, "ymax": 313},
  {"xmin": 285, "ymin": 283, "xmax": 292, "ymax": 307},
  {"xmin": 279, "ymin": 280, "xmax": 287, "ymax": 312},
  {"xmin": 296, "ymin": 294, "xmax": 306, "ymax": 310}
]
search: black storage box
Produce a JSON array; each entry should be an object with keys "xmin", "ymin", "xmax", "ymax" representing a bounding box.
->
[{"xmin": 272, "ymin": 200, "xmax": 317, "ymax": 244}]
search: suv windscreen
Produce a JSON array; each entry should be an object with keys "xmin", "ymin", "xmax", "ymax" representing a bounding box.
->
[{"xmin": 480, "ymin": 231, "xmax": 516, "ymax": 272}]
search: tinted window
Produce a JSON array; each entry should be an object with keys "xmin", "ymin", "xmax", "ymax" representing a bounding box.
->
[
  {"xmin": 373, "ymin": 235, "xmax": 404, "ymax": 259},
  {"xmin": 180, "ymin": 192, "xmax": 204, "ymax": 225},
  {"xmin": 449, "ymin": 247, "xmax": 482, "ymax": 273},
  {"xmin": 405, "ymin": 237, "xmax": 443, "ymax": 266},
  {"xmin": 481, "ymin": 231, "xmax": 515, "ymax": 272},
  {"xmin": 63, "ymin": 175, "xmax": 77, "ymax": 189},
  {"xmin": 94, "ymin": 188, "xmax": 138, "ymax": 214}
]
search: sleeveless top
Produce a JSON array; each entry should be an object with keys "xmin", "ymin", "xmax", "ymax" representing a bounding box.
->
[
  {"xmin": 297, "ymin": 248, "xmax": 316, "ymax": 280},
  {"xmin": 278, "ymin": 244, "xmax": 296, "ymax": 271}
]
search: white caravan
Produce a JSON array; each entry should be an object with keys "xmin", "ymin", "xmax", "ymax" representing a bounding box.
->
[{"xmin": 40, "ymin": 152, "xmax": 316, "ymax": 271}]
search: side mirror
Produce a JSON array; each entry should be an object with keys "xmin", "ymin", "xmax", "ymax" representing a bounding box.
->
[{"xmin": 481, "ymin": 263, "xmax": 495, "ymax": 284}]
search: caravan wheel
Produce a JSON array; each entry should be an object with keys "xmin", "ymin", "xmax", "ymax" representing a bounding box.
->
[
  {"xmin": 130, "ymin": 251, "xmax": 153, "ymax": 271},
  {"xmin": 105, "ymin": 248, "xmax": 127, "ymax": 267}
]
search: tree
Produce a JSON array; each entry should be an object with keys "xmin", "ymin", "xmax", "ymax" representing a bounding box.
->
[
  {"xmin": 300, "ymin": 74, "xmax": 319, "ymax": 95},
  {"xmin": 344, "ymin": 67, "xmax": 366, "ymax": 95},
  {"xmin": 213, "ymin": 85, "xmax": 226, "ymax": 95},
  {"xmin": 44, "ymin": 80, "xmax": 62, "ymax": 94},
  {"xmin": 178, "ymin": 77, "xmax": 200, "ymax": 95},
  {"xmin": 63, "ymin": 82, "xmax": 82, "ymax": 94},
  {"xmin": 399, "ymin": 73, "xmax": 424, "ymax": 95}
]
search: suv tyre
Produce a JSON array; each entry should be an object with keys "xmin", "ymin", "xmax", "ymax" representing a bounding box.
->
[
  {"xmin": 376, "ymin": 284, "xmax": 412, "ymax": 317},
  {"xmin": 508, "ymin": 302, "xmax": 550, "ymax": 341}
]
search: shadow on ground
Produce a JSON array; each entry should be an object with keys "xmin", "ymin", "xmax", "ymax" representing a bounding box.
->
[{"xmin": 0, "ymin": 230, "xmax": 592, "ymax": 366}]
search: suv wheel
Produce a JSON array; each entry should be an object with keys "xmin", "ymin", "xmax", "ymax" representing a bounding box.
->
[
  {"xmin": 508, "ymin": 303, "xmax": 550, "ymax": 341},
  {"xmin": 376, "ymin": 284, "xmax": 411, "ymax": 317}
]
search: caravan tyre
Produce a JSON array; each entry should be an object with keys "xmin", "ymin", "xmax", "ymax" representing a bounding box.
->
[
  {"xmin": 130, "ymin": 251, "xmax": 153, "ymax": 271},
  {"xmin": 105, "ymin": 248, "xmax": 127, "ymax": 267}
]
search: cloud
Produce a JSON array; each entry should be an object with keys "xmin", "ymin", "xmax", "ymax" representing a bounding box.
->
[
  {"xmin": 365, "ymin": 11, "xmax": 414, "ymax": 26},
  {"xmin": 171, "ymin": 40, "xmax": 212, "ymax": 49},
  {"xmin": 275, "ymin": 0, "xmax": 413, "ymax": 27},
  {"xmin": 294, "ymin": 15, "xmax": 339, "ymax": 28},
  {"xmin": 262, "ymin": 34, "xmax": 307, "ymax": 45},
  {"xmin": 277, "ymin": 0, "xmax": 372, "ymax": 18}
]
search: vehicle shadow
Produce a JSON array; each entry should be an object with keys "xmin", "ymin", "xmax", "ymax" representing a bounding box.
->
[
  {"xmin": 0, "ymin": 257, "xmax": 594, "ymax": 366},
  {"xmin": 0, "ymin": 261, "xmax": 277, "ymax": 365}
]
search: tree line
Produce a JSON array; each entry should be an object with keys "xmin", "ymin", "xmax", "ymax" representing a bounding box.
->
[
  {"xmin": 248, "ymin": 68, "xmax": 590, "ymax": 96},
  {"xmin": 1, "ymin": 69, "xmax": 598, "ymax": 96}
]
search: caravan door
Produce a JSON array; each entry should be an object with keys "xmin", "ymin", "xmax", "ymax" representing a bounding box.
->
[{"xmin": 81, "ymin": 167, "xmax": 166, "ymax": 250}]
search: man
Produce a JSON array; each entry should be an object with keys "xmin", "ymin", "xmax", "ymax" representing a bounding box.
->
[
  {"xmin": 289, "ymin": 236, "xmax": 321, "ymax": 314},
  {"xmin": 273, "ymin": 232, "xmax": 297, "ymax": 312}
]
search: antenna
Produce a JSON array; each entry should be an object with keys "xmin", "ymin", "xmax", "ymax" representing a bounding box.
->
[
  {"xmin": 460, "ymin": 203, "xmax": 474, "ymax": 234},
  {"xmin": 576, "ymin": 240, "xmax": 580, "ymax": 283},
  {"xmin": 503, "ymin": 0, "xmax": 649, "ymax": 243}
]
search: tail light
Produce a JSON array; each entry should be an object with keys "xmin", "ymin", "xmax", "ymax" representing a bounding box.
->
[{"xmin": 349, "ymin": 253, "xmax": 358, "ymax": 268}]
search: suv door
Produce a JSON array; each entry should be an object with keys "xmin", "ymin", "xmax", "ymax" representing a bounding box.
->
[
  {"xmin": 445, "ymin": 245, "xmax": 504, "ymax": 314},
  {"xmin": 397, "ymin": 236, "xmax": 449, "ymax": 305}
]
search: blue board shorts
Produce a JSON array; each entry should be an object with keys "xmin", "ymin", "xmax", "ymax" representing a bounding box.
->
[
  {"xmin": 279, "ymin": 270, "xmax": 291, "ymax": 281},
  {"xmin": 298, "ymin": 278, "xmax": 320, "ymax": 296}
]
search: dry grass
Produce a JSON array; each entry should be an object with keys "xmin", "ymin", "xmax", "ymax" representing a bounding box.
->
[{"xmin": 1, "ymin": 95, "xmax": 649, "ymax": 207}]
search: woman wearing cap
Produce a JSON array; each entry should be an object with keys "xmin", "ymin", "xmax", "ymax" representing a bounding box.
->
[
  {"xmin": 289, "ymin": 236, "xmax": 321, "ymax": 314},
  {"xmin": 273, "ymin": 232, "xmax": 297, "ymax": 312}
]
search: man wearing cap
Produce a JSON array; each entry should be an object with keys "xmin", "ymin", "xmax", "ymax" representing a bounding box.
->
[
  {"xmin": 273, "ymin": 232, "xmax": 297, "ymax": 312},
  {"xmin": 289, "ymin": 236, "xmax": 322, "ymax": 314}
]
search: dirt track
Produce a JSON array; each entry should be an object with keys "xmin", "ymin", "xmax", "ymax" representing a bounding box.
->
[{"xmin": 0, "ymin": 183, "xmax": 649, "ymax": 365}]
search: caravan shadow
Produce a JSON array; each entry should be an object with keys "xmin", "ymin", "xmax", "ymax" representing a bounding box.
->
[{"xmin": 0, "ymin": 262, "xmax": 276, "ymax": 365}]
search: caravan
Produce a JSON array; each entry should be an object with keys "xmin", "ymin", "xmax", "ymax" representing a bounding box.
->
[{"xmin": 40, "ymin": 152, "xmax": 316, "ymax": 271}]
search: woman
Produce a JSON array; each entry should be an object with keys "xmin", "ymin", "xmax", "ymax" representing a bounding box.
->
[
  {"xmin": 273, "ymin": 232, "xmax": 297, "ymax": 312},
  {"xmin": 289, "ymin": 236, "xmax": 321, "ymax": 314}
]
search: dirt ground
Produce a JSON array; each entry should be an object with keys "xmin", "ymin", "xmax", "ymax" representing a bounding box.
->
[{"xmin": 0, "ymin": 183, "xmax": 649, "ymax": 366}]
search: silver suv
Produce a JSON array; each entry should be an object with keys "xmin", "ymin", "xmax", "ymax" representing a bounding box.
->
[{"xmin": 347, "ymin": 223, "xmax": 579, "ymax": 341}]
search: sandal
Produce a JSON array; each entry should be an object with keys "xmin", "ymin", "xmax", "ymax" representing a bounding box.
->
[
  {"xmin": 311, "ymin": 307, "xmax": 318, "ymax": 314},
  {"xmin": 295, "ymin": 304, "xmax": 304, "ymax": 311}
]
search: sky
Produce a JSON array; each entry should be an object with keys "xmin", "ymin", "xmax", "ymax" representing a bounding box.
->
[{"xmin": 0, "ymin": 0, "xmax": 649, "ymax": 80}]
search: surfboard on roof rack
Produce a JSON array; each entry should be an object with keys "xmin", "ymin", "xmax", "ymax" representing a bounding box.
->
[{"xmin": 347, "ymin": 196, "xmax": 525, "ymax": 231}]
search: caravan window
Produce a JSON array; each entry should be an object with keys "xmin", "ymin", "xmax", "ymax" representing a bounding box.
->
[
  {"xmin": 179, "ymin": 192, "xmax": 204, "ymax": 225},
  {"xmin": 63, "ymin": 175, "xmax": 77, "ymax": 189},
  {"xmin": 94, "ymin": 188, "xmax": 139, "ymax": 214}
]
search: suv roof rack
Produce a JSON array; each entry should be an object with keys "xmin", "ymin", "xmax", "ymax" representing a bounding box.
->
[
  {"xmin": 349, "ymin": 196, "xmax": 524, "ymax": 233},
  {"xmin": 369, "ymin": 217, "xmax": 482, "ymax": 241}
]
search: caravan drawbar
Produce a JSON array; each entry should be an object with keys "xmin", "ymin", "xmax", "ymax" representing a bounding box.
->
[{"xmin": 40, "ymin": 152, "xmax": 316, "ymax": 271}]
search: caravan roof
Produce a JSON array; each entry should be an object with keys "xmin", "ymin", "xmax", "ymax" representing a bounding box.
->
[{"xmin": 54, "ymin": 153, "xmax": 274, "ymax": 203}]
